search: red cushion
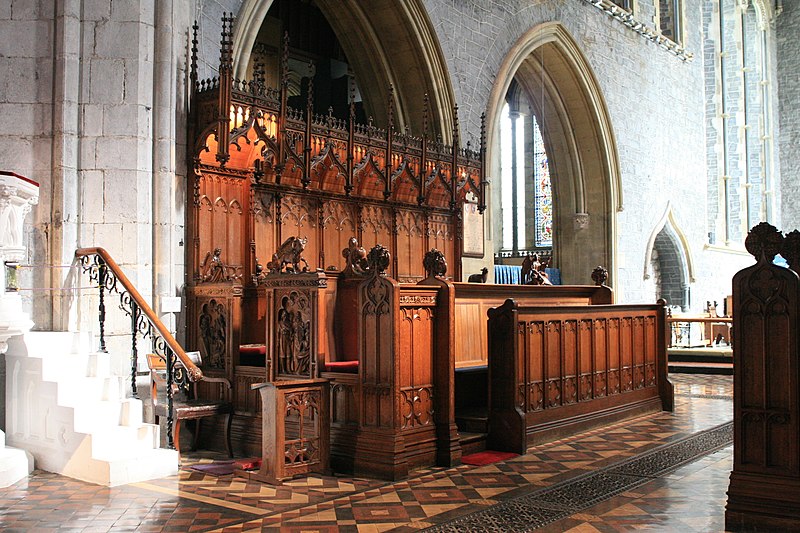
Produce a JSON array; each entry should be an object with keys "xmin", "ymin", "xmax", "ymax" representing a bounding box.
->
[
  {"xmin": 324, "ymin": 361, "xmax": 359, "ymax": 373},
  {"xmin": 239, "ymin": 344, "xmax": 266, "ymax": 355}
]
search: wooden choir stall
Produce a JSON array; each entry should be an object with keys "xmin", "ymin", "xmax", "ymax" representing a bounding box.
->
[{"xmin": 182, "ymin": 18, "xmax": 674, "ymax": 482}]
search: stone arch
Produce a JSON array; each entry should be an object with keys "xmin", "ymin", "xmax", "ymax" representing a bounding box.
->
[
  {"xmin": 486, "ymin": 23, "xmax": 621, "ymax": 284},
  {"xmin": 644, "ymin": 203, "xmax": 694, "ymax": 310},
  {"xmin": 231, "ymin": 0, "xmax": 455, "ymax": 139}
]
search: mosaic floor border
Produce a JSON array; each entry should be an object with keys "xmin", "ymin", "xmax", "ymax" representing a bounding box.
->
[{"xmin": 424, "ymin": 421, "xmax": 733, "ymax": 532}]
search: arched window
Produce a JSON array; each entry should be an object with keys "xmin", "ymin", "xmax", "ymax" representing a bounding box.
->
[
  {"xmin": 705, "ymin": 0, "xmax": 775, "ymax": 246},
  {"xmin": 499, "ymin": 100, "xmax": 553, "ymax": 255}
]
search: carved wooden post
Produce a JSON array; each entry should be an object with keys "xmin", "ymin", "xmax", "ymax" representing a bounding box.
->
[
  {"xmin": 215, "ymin": 14, "xmax": 233, "ymax": 165},
  {"xmin": 384, "ymin": 85, "xmax": 394, "ymax": 200},
  {"xmin": 418, "ymin": 94, "xmax": 429, "ymax": 206},
  {"xmin": 420, "ymin": 250, "xmax": 462, "ymax": 467},
  {"xmin": 726, "ymin": 222, "xmax": 800, "ymax": 530}
]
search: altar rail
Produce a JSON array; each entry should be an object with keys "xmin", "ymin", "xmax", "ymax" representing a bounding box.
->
[{"xmin": 487, "ymin": 299, "xmax": 672, "ymax": 454}]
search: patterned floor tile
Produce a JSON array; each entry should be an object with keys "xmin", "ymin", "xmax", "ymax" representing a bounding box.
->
[{"xmin": 0, "ymin": 374, "xmax": 735, "ymax": 532}]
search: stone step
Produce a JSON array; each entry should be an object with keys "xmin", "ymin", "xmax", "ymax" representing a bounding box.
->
[
  {"xmin": 61, "ymin": 446, "xmax": 178, "ymax": 487},
  {"xmin": 668, "ymin": 361, "xmax": 733, "ymax": 375},
  {"xmin": 0, "ymin": 445, "xmax": 34, "ymax": 488},
  {"xmin": 91, "ymin": 424, "xmax": 160, "ymax": 458}
]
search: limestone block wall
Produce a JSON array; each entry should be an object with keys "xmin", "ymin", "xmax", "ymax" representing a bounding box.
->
[
  {"xmin": 778, "ymin": 1, "xmax": 800, "ymax": 231},
  {"xmin": 2, "ymin": 0, "xmax": 795, "ymax": 335},
  {"xmin": 0, "ymin": 1, "xmax": 190, "ymax": 360}
]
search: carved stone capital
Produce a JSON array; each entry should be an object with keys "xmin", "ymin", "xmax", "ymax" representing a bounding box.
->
[{"xmin": 574, "ymin": 213, "xmax": 590, "ymax": 231}]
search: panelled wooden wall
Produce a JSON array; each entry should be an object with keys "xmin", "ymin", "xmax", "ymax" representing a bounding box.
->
[{"xmin": 192, "ymin": 169, "xmax": 455, "ymax": 286}]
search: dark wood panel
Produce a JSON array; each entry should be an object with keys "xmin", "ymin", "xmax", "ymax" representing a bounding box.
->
[{"xmin": 487, "ymin": 301, "xmax": 672, "ymax": 454}]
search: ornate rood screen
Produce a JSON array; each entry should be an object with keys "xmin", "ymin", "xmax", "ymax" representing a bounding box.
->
[{"xmin": 187, "ymin": 15, "xmax": 486, "ymax": 285}]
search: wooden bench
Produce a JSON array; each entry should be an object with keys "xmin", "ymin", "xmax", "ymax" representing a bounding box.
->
[
  {"xmin": 486, "ymin": 299, "xmax": 673, "ymax": 453},
  {"xmin": 147, "ymin": 352, "xmax": 234, "ymax": 460}
]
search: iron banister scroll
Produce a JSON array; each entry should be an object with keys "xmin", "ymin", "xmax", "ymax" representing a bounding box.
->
[{"xmin": 74, "ymin": 247, "xmax": 203, "ymax": 382}]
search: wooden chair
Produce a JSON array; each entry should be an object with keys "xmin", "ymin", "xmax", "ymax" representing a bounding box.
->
[{"xmin": 147, "ymin": 352, "xmax": 234, "ymax": 460}]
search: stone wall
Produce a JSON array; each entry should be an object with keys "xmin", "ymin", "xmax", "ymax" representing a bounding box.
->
[
  {"xmin": 778, "ymin": 1, "xmax": 800, "ymax": 231},
  {"xmin": 1, "ymin": 0, "xmax": 795, "ymax": 330}
]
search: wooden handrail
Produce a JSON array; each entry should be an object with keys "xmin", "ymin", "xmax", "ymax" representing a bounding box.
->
[{"xmin": 75, "ymin": 247, "xmax": 203, "ymax": 381}]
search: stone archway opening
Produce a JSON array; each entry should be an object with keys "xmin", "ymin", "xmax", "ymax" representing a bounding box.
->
[
  {"xmin": 649, "ymin": 228, "xmax": 690, "ymax": 310},
  {"xmin": 231, "ymin": 0, "xmax": 455, "ymax": 139},
  {"xmin": 485, "ymin": 23, "xmax": 621, "ymax": 285}
]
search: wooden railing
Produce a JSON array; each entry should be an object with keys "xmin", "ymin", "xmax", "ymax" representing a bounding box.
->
[{"xmin": 75, "ymin": 247, "xmax": 201, "ymax": 449}]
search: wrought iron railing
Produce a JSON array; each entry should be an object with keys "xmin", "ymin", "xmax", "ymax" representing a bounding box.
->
[{"xmin": 75, "ymin": 247, "xmax": 201, "ymax": 449}]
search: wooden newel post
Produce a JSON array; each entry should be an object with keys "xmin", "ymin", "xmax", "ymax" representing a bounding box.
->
[{"xmin": 246, "ymin": 379, "xmax": 330, "ymax": 484}]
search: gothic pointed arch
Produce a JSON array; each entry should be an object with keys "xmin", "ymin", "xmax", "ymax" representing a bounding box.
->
[
  {"xmin": 231, "ymin": 0, "xmax": 455, "ymax": 139},
  {"xmin": 643, "ymin": 203, "xmax": 695, "ymax": 310},
  {"xmin": 644, "ymin": 202, "xmax": 695, "ymax": 283},
  {"xmin": 486, "ymin": 22, "xmax": 621, "ymax": 284}
]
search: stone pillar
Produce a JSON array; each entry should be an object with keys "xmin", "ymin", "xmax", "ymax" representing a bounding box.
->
[{"xmin": 0, "ymin": 171, "xmax": 39, "ymax": 431}]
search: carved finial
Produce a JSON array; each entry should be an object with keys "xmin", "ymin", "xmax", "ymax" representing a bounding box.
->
[
  {"xmin": 306, "ymin": 61, "xmax": 314, "ymax": 110},
  {"xmin": 781, "ymin": 229, "xmax": 800, "ymax": 271},
  {"xmin": 423, "ymin": 249, "xmax": 447, "ymax": 278},
  {"xmin": 349, "ymin": 77, "xmax": 356, "ymax": 119},
  {"xmin": 219, "ymin": 13, "xmax": 233, "ymax": 72},
  {"xmin": 422, "ymin": 93, "xmax": 429, "ymax": 136},
  {"xmin": 366, "ymin": 244, "xmax": 391, "ymax": 275},
  {"xmin": 745, "ymin": 222, "xmax": 784, "ymax": 264},
  {"xmin": 387, "ymin": 84, "xmax": 395, "ymax": 129},
  {"xmin": 266, "ymin": 236, "xmax": 310, "ymax": 274},
  {"xmin": 591, "ymin": 266, "xmax": 608, "ymax": 286},
  {"xmin": 281, "ymin": 31, "xmax": 290, "ymax": 87},
  {"xmin": 480, "ymin": 112, "xmax": 486, "ymax": 152},
  {"xmin": 342, "ymin": 237, "xmax": 368, "ymax": 277},
  {"xmin": 452, "ymin": 104, "xmax": 460, "ymax": 147},
  {"xmin": 190, "ymin": 21, "xmax": 199, "ymax": 90}
]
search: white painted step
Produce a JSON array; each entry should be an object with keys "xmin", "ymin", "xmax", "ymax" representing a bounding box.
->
[
  {"xmin": 62, "ymin": 446, "xmax": 179, "ymax": 487},
  {"xmin": 0, "ymin": 431, "xmax": 33, "ymax": 488},
  {"xmin": 91, "ymin": 424, "xmax": 160, "ymax": 457},
  {"xmin": 6, "ymin": 331, "xmax": 179, "ymax": 486}
]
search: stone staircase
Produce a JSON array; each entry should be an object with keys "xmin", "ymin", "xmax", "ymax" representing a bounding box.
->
[{"xmin": 5, "ymin": 331, "xmax": 178, "ymax": 486}]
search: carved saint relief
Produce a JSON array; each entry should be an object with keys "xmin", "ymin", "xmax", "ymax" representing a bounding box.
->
[
  {"xmin": 276, "ymin": 290, "xmax": 312, "ymax": 377},
  {"xmin": 199, "ymin": 299, "xmax": 226, "ymax": 369}
]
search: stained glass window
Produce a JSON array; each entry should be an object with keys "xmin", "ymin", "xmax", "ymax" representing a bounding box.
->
[{"xmin": 532, "ymin": 115, "xmax": 552, "ymax": 247}]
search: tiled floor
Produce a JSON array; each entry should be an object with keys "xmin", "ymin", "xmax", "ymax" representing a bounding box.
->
[{"xmin": 0, "ymin": 373, "xmax": 733, "ymax": 532}]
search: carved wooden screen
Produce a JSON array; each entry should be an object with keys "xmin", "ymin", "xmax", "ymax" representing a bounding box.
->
[
  {"xmin": 321, "ymin": 201, "xmax": 357, "ymax": 271},
  {"xmin": 193, "ymin": 170, "xmax": 247, "ymax": 282}
]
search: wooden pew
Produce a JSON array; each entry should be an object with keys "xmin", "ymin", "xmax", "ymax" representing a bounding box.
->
[
  {"xmin": 486, "ymin": 299, "xmax": 673, "ymax": 454},
  {"xmin": 321, "ymin": 245, "xmax": 441, "ymax": 479},
  {"xmin": 453, "ymin": 282, "xmax": 613, "ymax": 369}
]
